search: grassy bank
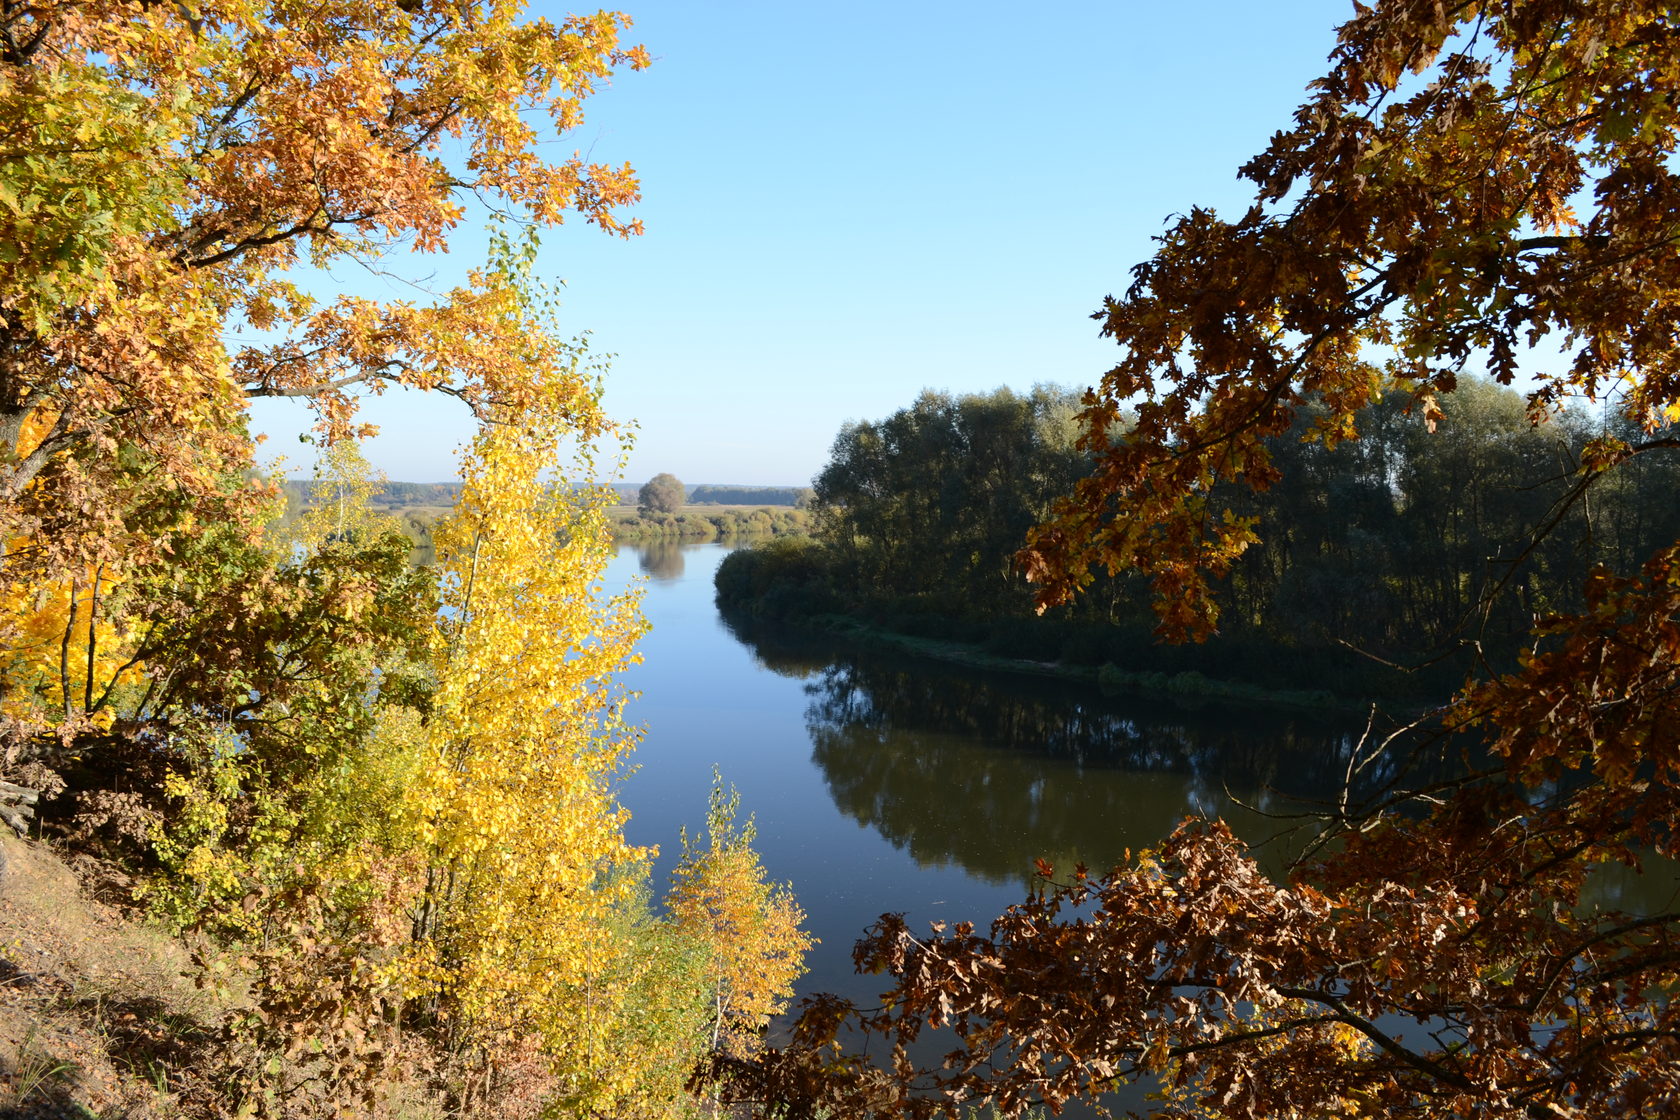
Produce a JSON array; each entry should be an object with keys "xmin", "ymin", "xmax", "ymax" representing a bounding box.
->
[{"xmin": 606, "ymin": 504, "xmax": 810, "ymax": 541}]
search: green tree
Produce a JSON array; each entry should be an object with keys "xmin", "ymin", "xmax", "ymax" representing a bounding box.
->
[
  {"xmin": 812, "ymin": 386, "xmax": 1086, "ymax": 615},
  {"xmin": 639, "ymin": 472, "xmax": 687, "ymax": 516}
]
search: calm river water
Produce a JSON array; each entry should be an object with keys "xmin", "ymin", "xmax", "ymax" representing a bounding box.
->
[
  {"xmin": 610, "ymin": 542, "xmax": 1408, "ymax": 997},
  {"xmin": 605, "ymin": 540, "xmax": 1675, "ymax": 1113}
]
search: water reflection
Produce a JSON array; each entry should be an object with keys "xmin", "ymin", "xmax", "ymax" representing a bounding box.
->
[
  {"xmin": 716, "ymin": 611, "xmax": 833, "ymax": 680},
  {"xmin": 722, "ymin": 612, "xmax": 1453, "ymax": 889},
  {"xmin": 638, "ymin": 540, "xmax": 686, "ymax": 582}
]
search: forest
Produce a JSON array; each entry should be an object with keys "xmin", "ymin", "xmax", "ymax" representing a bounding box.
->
[
  {"xmin": 719, "ymin": 378, "xmax": 1680, "ymax": 701},
  {"xmin": 686, "ymin": 486, "xmax": 808, "ymax": 508}
]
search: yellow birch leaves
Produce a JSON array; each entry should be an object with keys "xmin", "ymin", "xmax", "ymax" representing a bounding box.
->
[
  {"xmin": 412, "ymin": 361, "xmax": 652, "ymax": 1109},
  {"xmin": 668, "ymin": 775, "xmax": 813, "ymax": 1062},
  {"xmin": 381, "ymin": 369, "xmax": 814, "ymax": 1112},
  {"xmin": 0, "ymin": 560, "xmax": 144, "ymax": 732}
]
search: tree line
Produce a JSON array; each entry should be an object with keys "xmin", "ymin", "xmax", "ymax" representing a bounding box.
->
[
  {"xmin": 720, "ymin": 379, "xmax": 1680, "ymax": 700},
  {"xmin": 688, "ymin": 484, "xmax": 810, "ymax": 507},
  {"xmin": 615, "ymin": 507, "xmax": 811, "ymax": 542},
  {"xmin": 277, "ymin": 478, "xmax": 813, "ymax": 557},
  {"xmin": 720, "ymin": 2, "xmax": 1680, "ymax": 1116}
]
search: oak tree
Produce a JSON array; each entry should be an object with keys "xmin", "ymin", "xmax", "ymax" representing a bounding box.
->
[
  {"xmin": 1021, "ymin": 0, "xmax": 1680, "ymax": 639},
  {"xmin": 745, "ymin": 3, "xmax": 1680, "ymax": 1118},
  {"xmin": 0, "ymin": 0, "xmax": 647, "ymax": 578}
]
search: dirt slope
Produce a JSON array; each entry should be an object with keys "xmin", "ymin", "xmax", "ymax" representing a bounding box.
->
[{"xmin": 0, "ymin": 834, "xmax": 214, "ymax": 1119}]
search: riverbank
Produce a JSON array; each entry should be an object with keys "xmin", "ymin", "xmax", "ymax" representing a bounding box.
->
[
  {"xmin": 714, "ymin": 539, "xmax": 1463, "ymax": 713},
  {"xmin": 608, "ymin": 506, "xmax": 809, "ymax": 542},
  {"xmin": 738, "ymin": 609, "xmax": 1396, "ymax": 715},
  {"xmin": 273, "ymin": 506, "xmax": 810, "ymax": 564}
]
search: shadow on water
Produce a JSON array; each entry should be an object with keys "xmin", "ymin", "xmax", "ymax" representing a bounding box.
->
[{"xmin": 719, "ymin": 611, "xmax": 1463, "ymax": 890}]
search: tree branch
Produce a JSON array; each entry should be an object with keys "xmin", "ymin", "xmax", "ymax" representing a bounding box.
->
[
  {"xmin": 1273, "ymin": 985, "xmax": 1478, "ymax": 1092},
  {"xmin": 243, "ymin": 373, "xmax": 375, "ymax": 399}
]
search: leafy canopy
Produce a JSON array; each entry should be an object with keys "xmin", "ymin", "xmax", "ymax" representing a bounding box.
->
[
  {"xmin": 742, "ymin": 4, "xmax": 1680, "ymax": 1118},
  {"xmin": 0, "ymin": 0, "xmax": 647, "ymax": 573},
  {"xmin": 639, "ymin": 472, "xmax": 687, "ymax": 517},
  {"xmin": 1021, "ymin": 0, "xmax": 1680, "ymax": 640},
  {"xmin": 1, "ymin": 3, "xmax": 817, "ymax": 1114}
]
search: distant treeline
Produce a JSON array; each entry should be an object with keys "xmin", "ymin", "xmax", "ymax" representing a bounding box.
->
[
  {"xmin": 280, "ymin": 480, "xmax": 807, "ymax": 508},
  {"xmin": 687, "ymin": 485, "xmax": 809, "ymax": 506},
  {"xmin": 277, "ymin": 480, "xmax": 811, "ymax": 551},
  {"xmin": 613, "ymin": 507, "xmax": 810, "ymax": 542},
  {"xmin": 716, "ymin": 382, "xmax": 1680, "ymax": 703},
  {"xmin": 280, "ymin": 479, "xmax": 466, "ymax": 506}
]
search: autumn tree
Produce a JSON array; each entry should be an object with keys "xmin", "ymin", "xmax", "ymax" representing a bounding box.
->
[
  {"xmin": 639, "ymin": 472, "xmax": 687, "ymax": 516},
  {"xmin": 739, "ymin": 3, "xmax": 1680, "ymax": 1118},
  {"xmin": 1020, "ymin": 0, "xmax": 1680, "ymax": 638},
  {"xmin": 668, "ymin": 774, "xmax": 812, "ymax": 1063},
  {"xmin": 0, "ymin": 0, "xmax": 647, "ymax": 790},
  {"xmin": 398, "ymin": 371, "xmax": 664, "ymax": 1114},
  {"xmin": 0, "ymin": 2, "xmax": 816, "ymax": 1114},
  {"xmin": 0, "ymin": 0, "xmax": 646, "ymax": 584}
]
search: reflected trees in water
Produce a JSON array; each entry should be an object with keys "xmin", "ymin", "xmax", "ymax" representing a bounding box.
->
[
  {"xmin": 638, "ymin": 540, "xmax": 686, "ymax": 582},
  {"xmin": 723, "ymin": 611, "xmax": 1446, "ymax": 888}
]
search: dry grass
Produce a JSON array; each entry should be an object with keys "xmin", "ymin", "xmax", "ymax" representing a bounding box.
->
[{"xmin": 0, "ymin": 834, "xmax": 220, "ymax": 1118}]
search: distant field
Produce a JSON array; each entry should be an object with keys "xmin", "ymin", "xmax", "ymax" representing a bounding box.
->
[
  {"xmin": 274, "ymin": 491, "xmax": 810, "ymax": 550},
  {"xmin": 280, "ymin": 481, "xmax": 807, "ymax": 510}
]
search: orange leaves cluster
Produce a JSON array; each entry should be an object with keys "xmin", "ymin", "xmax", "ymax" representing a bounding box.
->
[
  {"xmin": 0, "ymin": 0, "xmax": 646, "ymax": 573},
  {"xmin": 769, "ymin": 796, "xmax": 1678, "ymax": 1119},
  {"xmin": 1461, "ymin": 544, "xmax": 1680, "ymax": 794},
  {"xmin": 1022, "ymin": 0, "xmax": 1680, "ymax": 639}
]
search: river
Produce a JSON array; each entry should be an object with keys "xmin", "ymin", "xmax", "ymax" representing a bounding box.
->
[
  {"xmin": 606, "ymin": 539, "xmax": 1674, "ymax": 1114},
  {"xmin": 609, "ymin": 543, "xmax": 1421, "ymax": 993}
]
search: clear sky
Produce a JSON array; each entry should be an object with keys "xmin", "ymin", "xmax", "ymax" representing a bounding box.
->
[{"xmin": 249, "ymin": 0, "xmax": 1356, "ymax": 486}]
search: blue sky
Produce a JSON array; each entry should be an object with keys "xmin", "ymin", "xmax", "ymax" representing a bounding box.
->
[{"xmin": 249, "ymin": 0, "xmax": 1356, "ymax": 485}]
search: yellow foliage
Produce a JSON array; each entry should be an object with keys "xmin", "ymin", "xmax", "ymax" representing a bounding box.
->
[
  {"xmin": 0, "ymin": 559, "xmax": 144, "ymax": 730},
  {"xmin": 284, "ymin": 439, "xmax": 405, "ymax": 553},
  {"xmin": 1153, "ymin": 999, "xmax": 1374, "ymax": 1118},
  {"xmin": 398, "ymin": 349, "xmax": 666, "ymax": 1112},
  {"xmin": 0, "ymin": 0, "xmax": 649, "ymax": 575},
  {"xmin": 668, "ymin": 773, "xmax": 813, "ymax": 1061}
]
